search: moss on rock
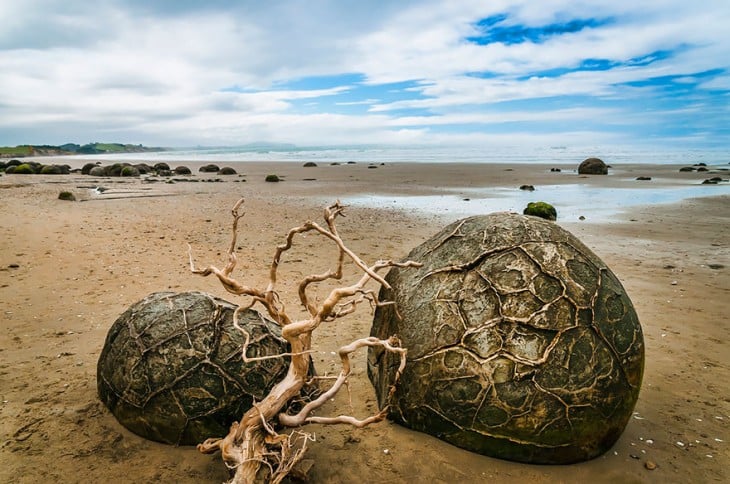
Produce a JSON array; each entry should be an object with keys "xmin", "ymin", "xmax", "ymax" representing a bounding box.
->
[{"xmin": 523, "ymin": 201, "xmax": 557, "ymax": 221}]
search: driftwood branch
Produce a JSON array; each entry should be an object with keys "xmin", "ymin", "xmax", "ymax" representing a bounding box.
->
[{"xmin": 188, "ymin": 198, "xmax": 420, "ymax": 483}]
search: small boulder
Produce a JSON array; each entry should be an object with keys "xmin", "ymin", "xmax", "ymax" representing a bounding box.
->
[
  {"xmin": 12, "ymin": 163, "xmax": 36, "ymax": 174},
  {"xmin": 40, "ymin": 165, "xmax": 64, "ymax": 175},
  {"xmin": 523, "ymin": 201, "xmax": 557, "ymax": 221},
  {"xmin": 153, "ymin": 162, "xmax": 171, "ymax": 172},
  {"xmin": 679, "ymin": 167, "xmax": 695, "ymax": 172},
  {"xmin": 199, "ymin": 164, "xmax": 220, "ymax": 173},
  {"xmin": 89, "ymin": 166, "xmax": 107, "ymax": 177},
  {"xmin": 174, "ymin": 166, "xmax": 192, "ymax": 175},
  {"xmin": 121, "ymin": 166, "xmax": 141, "ymax": 177},
  {"xmin": 134, "ymin": 163, "xmax": 153, "ymax": 174},
  {"xmin": 219, "ymin": 167, "xmax": 237, "ymax": 175},
  {"xmin": 82, "ymin": 163, "xmax": 99, "ymax": 175},
  {"xmin": 519, "ymin": 185, "xmax": 535, "ymax": 191},
  {"xmin": 303, "ymin": 162, "xmax": 317, "ymax": 168},
  {"xmin": 635, "ymin": 176, "xmax": 651, "ymax": 181},
  {"xmin": 58, "ymin": 191, "xmax": 76, "ymax": 201},
  {"xmin": 578, "ymin": 158, "xmax": 608, "ymax": 175},
  {"xmin": 265, "ymin": 174, "xmax": 280, "ymax": 182},
  {"xmin": 550, "ymin": 168, "xmax": 562, "ymax": 172}
]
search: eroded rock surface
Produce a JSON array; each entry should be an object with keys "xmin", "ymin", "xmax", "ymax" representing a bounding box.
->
[{"xmin": 368, "ymin": 213, "xmax": 644, "ymax": 464}]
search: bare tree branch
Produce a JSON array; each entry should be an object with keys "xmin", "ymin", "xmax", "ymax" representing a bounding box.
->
[{"xmin": 187, "ymin": 199, "xmax": 420, "ymax": 483}]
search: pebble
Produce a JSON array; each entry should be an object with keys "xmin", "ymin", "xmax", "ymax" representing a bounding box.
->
[{"xmin": 645, "ymin": 461, "xmax": 657, "ymax": 470}]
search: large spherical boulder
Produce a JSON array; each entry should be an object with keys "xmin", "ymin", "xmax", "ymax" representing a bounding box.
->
[
  {"xmin": 578, "ymin": 157, "xmax": 608, "ymax": 175},
  {"xmin": 368, "ymin": 213, "xmax": 644, "ymax": 464},
  {"xmin": 97, "ymin": 291, "xmax": 292, "ymax": 445}
]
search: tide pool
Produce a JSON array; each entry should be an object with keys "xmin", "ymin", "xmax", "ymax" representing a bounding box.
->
[{"xmin": 339, "ymin": 183, "xmax": 729, "ymax": 222}]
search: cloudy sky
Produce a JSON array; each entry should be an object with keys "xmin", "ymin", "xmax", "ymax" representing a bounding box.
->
[{"xmin": 1, "ymin": 0, "xmax": 728, "ymax": 148}]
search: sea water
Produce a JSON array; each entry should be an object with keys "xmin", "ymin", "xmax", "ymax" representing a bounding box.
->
[
  {"xmin": 77, "ymin": 144, "xmax": 730, "ymax": 166},
  {"xmin": 73, "ymin": 144, "xmax": 729, "ymax": 221},
  {"xmin": 339, "ymin": 183, "xmax": 730, "ymax": 222}
]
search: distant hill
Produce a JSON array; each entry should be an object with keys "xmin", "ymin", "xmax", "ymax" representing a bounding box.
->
[{"xmin": 0, "ymin": 142, "xmax": 166, "ymax": 158}]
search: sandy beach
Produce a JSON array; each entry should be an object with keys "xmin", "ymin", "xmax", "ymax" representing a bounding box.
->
[{"xmin": 1, "ymin": 159, "xmax": 728, "ymax": 483}]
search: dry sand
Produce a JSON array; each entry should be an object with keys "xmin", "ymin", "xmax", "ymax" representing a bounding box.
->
[{"xmin": 0, "ymin": 160, "xmax": 728, "ymax": 483}]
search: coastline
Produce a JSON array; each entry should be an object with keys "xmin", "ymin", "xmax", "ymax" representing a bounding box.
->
[{"xmin": 0, "ymin": 161, "xmax": 728, "ymax": 482}]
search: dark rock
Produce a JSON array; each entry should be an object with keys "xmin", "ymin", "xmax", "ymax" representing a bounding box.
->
[
  {"xmin": 40, "ymin": 165, "xmax": 65, "ymax": 175},
  {"xmin": 121, "ymin": 166, "xmax": 140, "ymax": 177},
  {"xmin": 550, "ymin": 168, "xmax": 561, "ymax": 172},
  {"xmin": 11, "ymin": 163, "xmax": 36, "ymax": 174},
  {"xmin": 635, "ymin": 176, "xmax": 652, "ymax": 181},
  {"xmin": 153, "ymin": 162, "xmax": 170, "ymax": 172},
  {"xmin": 697, "ymin": 167, "xmax": 709, "ymax": 172},
  {"xmin": 88, "ymin": 166, "xmax": 107, "ymax": 177},
  {"xmin": 82, "ymin": 163, "xmax": 98, "ymax": 175},
  {"xmin": 219, "ymin": 167, "xmax": 237, "ymax": 175},
  {"xmin": 265, "ymin": 174, "xmax": 280, "ymax": 182},
  {"xmin": 134, "ymin": 163, "xmax": 153, "ymax": 174},
  {"xmin": 58, "ymin": 191, "xmax": 76, "ymax": 201},
  {"xmin": 106, "ymin": 163, "xmax": 132, "ymax": 177},
  {"xmin": 174, "ymin": 166, "xmax": 192, "ymax": 175},
  {"xmin": 97, "ymin": 292, "xmax": 293, "ymax": 445},
  {"xmin": 303, "ymin": 162, "xmax": 317, "ymax": 167},
  {"xmin": 199, "ymin": 164, "xmax": 220, "ymax": 173},
  {"xmin": 519, "ymin": 185, "xmax": 535, "ymax": 191},
  {"xmin": 578, "ymin": 157, "xmax": 608, "ymax": 175},
  {"xmin": 369, "ymin": 213, "xmax": 644, "ymax": 464},
  {"xmin": 679, "ymin": 167, "xmax": 695, "ymax": 172}
]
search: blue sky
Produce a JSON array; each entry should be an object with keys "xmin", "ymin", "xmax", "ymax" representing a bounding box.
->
[{"xmin": 0, "ymin": 0, "xmax": 728, "ymax": 148}]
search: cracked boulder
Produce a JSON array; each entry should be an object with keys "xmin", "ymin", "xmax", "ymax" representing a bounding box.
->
[
  {"xmin": 368, "ymin": 213, "xmax": 644, "ymax": 464},
  {"xmin": 97, "ymin": 291, "xmax": 290, "ymax": 445}
]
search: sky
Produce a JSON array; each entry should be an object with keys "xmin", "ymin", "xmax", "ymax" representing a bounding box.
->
[{"xmin": 1, "ymin": 0, "xmax": 729, "ymax": 149}]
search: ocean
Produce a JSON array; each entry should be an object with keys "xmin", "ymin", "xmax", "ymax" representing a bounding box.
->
[
  {"xmin": 77, "ymin": 144, "xmax": 730, "ymax": 166},
  {"xmin": 69, "ymin": 144, "xmax": 729, "ymax": 222}
]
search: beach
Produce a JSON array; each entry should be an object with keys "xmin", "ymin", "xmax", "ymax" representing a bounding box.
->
[{"xmin": 1, "ymin": 159, "xmax": 728, "ymax": 483}]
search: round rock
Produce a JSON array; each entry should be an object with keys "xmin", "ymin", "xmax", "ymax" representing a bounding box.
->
[
  {"xmin": 368, "ymin": 213, "xmax": 644, "ymax": 464},
  {"xmin": 578, "ymin": 157, "xmax": 608, "ymax": 175},
  {"xmin": 97, "ymin": 291, "xmax": 291, "ymax": 445}
]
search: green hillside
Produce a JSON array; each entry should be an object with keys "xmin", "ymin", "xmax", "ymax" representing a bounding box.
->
[{"xmin": 0, "ymin": 142, "xmax": 165, "ymax": 158}]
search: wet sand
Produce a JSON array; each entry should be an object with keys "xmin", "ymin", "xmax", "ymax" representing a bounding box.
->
[{"xmin": 1, "ymin": 160, "xmax": 728, "ymax": 483}]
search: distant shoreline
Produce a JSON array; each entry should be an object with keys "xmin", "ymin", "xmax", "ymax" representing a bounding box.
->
[{"xmin": 0, "ymin": 142, "xmax": 166, "ymax": 159}]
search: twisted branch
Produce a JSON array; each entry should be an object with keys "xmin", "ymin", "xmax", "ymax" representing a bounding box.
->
[{"xmin": 188, "ymin": 198, "xmax": 421, "ymax": 483}]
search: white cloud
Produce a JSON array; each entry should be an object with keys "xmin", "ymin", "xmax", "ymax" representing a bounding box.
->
[{"xmin": 0, "ymin": 0, "xmax": 727, "ymax": 147}]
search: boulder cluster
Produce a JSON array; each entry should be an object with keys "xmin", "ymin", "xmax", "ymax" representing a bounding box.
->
[
  {"xmin": 1, "ymin": 159, "xmax": 71, "ymax": 175},
  {"xmin": 1, "ymin": 159, "xmax": 239, "ymax": 178}
]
